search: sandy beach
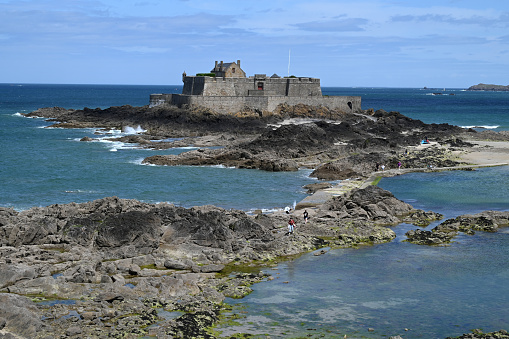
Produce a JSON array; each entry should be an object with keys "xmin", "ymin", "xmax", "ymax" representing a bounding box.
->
[{"xmin": 458, "ymin": 140, "xmax": 509, "ymax": 165}]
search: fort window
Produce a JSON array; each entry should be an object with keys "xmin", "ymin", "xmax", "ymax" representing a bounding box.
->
[
  {"xmin": 348, "ymin": 102, "xmax": 353, "ymax": 110},
  {"xmin": 257, "ymin": 82, "xmax": 264, "ymax": 90},
  {"xmin": 232, "ymin": 68, "xmax": 236, "ymax": 73}
]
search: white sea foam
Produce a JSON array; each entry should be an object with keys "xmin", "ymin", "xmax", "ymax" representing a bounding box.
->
[
  {"xmin": 98, "ymin": 139, "xmax": 128, "ymax": 151},
  {"xmin": 208, "ymin": 164, "xmax": 236, "ymax": 169},
  {"xmin": 461, "ymin": 125, "xmax": 499, "ymax": 129},
  {"xmin": 129, "ymin": 158, "xmax": 146, "ymax": 165},
  {"xmin": 123, "ymin": 125, "xmax": 146, "ymax": 134},
  {"xmin": 15, "ymin": 112, "xmax": 45, "ymax": 119},
  {"xmin": 64, "ymin": 189, "xmax": 100, "ymax": 194}
]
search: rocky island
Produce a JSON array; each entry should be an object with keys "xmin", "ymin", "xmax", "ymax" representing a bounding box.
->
[
  {"xmin": 467, "ymin": 83, "xmax": 509, "ymax": 91},
  {"xmin": 6, "ymin": 62, "xmax": 509, "ymax": 338}
]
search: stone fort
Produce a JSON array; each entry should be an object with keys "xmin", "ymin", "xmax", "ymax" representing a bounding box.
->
[{"xmin": 150, "ymin": 60, "xmax": 361, "ymax": 114}]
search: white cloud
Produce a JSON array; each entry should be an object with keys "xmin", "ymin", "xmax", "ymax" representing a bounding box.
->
[{"xmin": 1, "ymin": 0, "xmax": 508, "ymax": 86}]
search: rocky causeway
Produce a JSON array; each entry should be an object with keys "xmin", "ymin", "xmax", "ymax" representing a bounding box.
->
[{"xmin": 4, "ymin": 103, "xmax": 509, "ymax": 338}]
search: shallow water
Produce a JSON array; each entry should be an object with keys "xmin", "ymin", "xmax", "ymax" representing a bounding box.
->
[
  {"xmin": 219, "ymin": 167, "xmax": 509, "ymax": 338},
  {"xmin": 1, "ymin": 114, "xmax": 316, "ymax": 212}
]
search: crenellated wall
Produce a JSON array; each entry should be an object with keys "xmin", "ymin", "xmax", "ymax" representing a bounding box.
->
[
  {"xmin": 151, "ymin": 73, "xmax": 361, "ymax": 114},
  {"xmin": 181, "ymin": 75, "xmax": 323, "ymax": 97}
]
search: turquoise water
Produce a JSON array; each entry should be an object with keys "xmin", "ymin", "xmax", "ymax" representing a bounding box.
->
[
  {"xmin": 378, "ymin": 167, "xmax": 509, "ymax": 218},
  {"xmin": 2, "ymin": 84, "xmax": 509, "ymax": 338},
  {"xmin": 221, "ymin": 168, "xmax": 509, "ymax": 338},
  {"xmin": 0, "ymin": 84, "xmax": 316, "ymax": 211}
]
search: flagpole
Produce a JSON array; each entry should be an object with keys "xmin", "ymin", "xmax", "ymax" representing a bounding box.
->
[{"xmin": 288, "ymin": 49, "xmax": 291, "ymax": 77}]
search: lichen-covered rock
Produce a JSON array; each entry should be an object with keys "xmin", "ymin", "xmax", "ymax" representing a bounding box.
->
[
  {"xmin": 405, "ymin": 229, "xmax": 455, "ymax": 245},
  {"xmin": 406, "ymin": 211, "xmax": 509, "ymax": 245},
  {"xmin": 402, "ymin": 210, "xmax": 443, "ymax": 227},
  {"xmin": 446, "ymin": 329, "xmax": 509, "ymax": 339}
]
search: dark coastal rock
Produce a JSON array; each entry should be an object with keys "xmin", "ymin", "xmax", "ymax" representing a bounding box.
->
[
  {"xmin": 446, "ymin": 329, "xmax": 509, "ymax": 338},
  {"xmin": 24, "ymin": 105, "xmax": 271, "ymax": 136},
  {"xmin": 25, "ymin": 104, "xmax": 476, "ymax": 177},
  {"xmin": 164, "ymin": 258, "xmax": 194, "ymax": 270},
  {"xmin": 0, "ymin": 191, "xmax": 493, "ymax": 337},
  {"xmin": 406, "ymin": 211, "xmax": 509, "ymax": 245},
  {"xmin": 395, "ymin": 146, "xmax": 464, "ymax": 169},
  {"xmin": 402, "ymin": 210, "xmax": 443, "ymax": 227},
  {"xmin": 405, "ymin": 229, "xmax": 455, "ymax": 245},
  {"xmin": 0, "ymin": 294, "xmax": 44, "ymax": 338},
  {"xmin": 320, "ymin": 185, "xmax": 416, "ymax": 225},
  {"xmin": 163, "ymin": 309, "xmax": 219, "ymax": 338},
  {"xmin": 0, "ymin": 263, "xmax": 36, "ymax": 289},
  {"xmin": 435, "ymin": 211, "xmax": 509, "ymax": 233},
  {"xmin": 16, "ymin": 103, "xmax": 509, "ymax": 337},
  {"xmin": 303, "ymin": 186, "xmax": 444, "ymax": 248},
  {"xmin": 311, "ymin": 152, "xmax": 385, "ymax": 179}
]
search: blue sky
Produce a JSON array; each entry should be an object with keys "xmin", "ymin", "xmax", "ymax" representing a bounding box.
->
[{"xmin": 1, "ymin": 0, "xmax": 508, "ymax": 87}]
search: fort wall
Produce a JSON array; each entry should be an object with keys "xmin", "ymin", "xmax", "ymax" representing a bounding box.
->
[
  {"xmin": 149, "ymin": 93, "xmax": 361, "ymax": 114},
  {"xmin": 182, "ymin": 75, "xmax": 323, "ymax": 97}
]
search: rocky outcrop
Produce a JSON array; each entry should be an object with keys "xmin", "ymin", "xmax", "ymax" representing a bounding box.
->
[
  {"xmin": 143, "ymin": 113, "xmax": 471, "ymax": 177},
  {"xmin": 468, "ymin": 83, "xmax": 509, "ymax": 91},
  {"xmin": 18, "ymin": 103, "xmax": 504, "ymax": 337},
  {"xmin": 446, "ymin": 329, "xmax": 509, "ymax": 339},
  {"xmin": 0, "ymin": 187, "xmax": 442, "ymax": 338},
  {"xmin": 25, "ymin": 105, "xmax": 475, "ymax": 179},
  {"xmin": 405, "ymin": 211, "xmax": 509, "ymax": 245},
  {"xmin": 302, "ymin": 185, "xmax": 443, "ymax": 247},
  {"xmin": 405, "ymin": 228, "xmax": 455, "ymax": 245}
]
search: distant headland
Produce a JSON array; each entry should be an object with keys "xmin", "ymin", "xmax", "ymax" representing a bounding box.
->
[{"xmin": 467, "ymin": 83, "xmax": 509, "ymax": 91}]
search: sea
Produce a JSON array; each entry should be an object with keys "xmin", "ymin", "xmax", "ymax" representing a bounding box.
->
[{"xmin": 1, "ymin": 84, "xmax": 509, "ymax": 338}]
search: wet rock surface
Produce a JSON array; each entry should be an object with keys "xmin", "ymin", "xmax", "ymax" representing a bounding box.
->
[
  {"xmin": 0, "ymin": 186, "xmax": 439, "ymax": 338},
  {"xmin": 446, "ymin": 329, "xmax": 509, "ymax": 339},
  {"xmin": 405, "ymin": 211, "xmax": 509, "ymax": 245}
]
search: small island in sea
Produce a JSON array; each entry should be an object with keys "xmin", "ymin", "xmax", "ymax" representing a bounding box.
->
[{"xmin": 467, "ymin": 83, "xmax": 509, "ymax": 91}]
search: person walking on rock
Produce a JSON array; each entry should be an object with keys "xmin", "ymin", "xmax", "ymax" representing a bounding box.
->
[
  {"xmin": 303, "ymin": 210, "xmax": 309, "ymax": 223},
  {"xmin": 288, "ymin": 218, "xmax": 296, "ymax": 234}
]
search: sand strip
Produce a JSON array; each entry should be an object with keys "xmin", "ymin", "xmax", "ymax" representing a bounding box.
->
[{"xmin": 296, "ymin": 140, "xmax": 509, "ymax": 209}]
